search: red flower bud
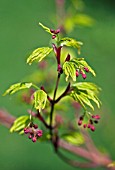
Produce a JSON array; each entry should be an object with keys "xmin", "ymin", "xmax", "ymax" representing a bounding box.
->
[
  {"xmin": 76, "ymin": 70, "xmax": 79, "ymax": 77},
  {"xmin": 78, "ymin": 120, "xmax": 82, "ymax": 126},
  {"xmin": 52, "ymin": 35, "xmax": 56, "ymax": 39},
  {"xmin": 37, "ymin": 130, "xmax": 43, "ymax": 137},
  {"xmin": 50, "ymin": 29, "xmax": 55, "ymax": 33},
  {"xmin": 95, "ymin": 115, "xmax": 100, "ymax": 120},
  {"xmin": 83, "ymin": 124, "xmax": 87, "ymax": 128},
  {"xmin": 84, "ymin": 67, "xmax": 89, "ymax": 72},
  {"xmin": 87, "ymin": 124, "xmax": 91, "ymax": 128},
  {"xmin": 28, "ymin": 135, "xmax": 32, "ymax": 139},
  {"xmin": 32, "ymin": 137, "xmax": 37, "ymax": 142},
  {"xmin": 82, "ymin": 73, "xmax": 87, "ymax": 79},
  {"xmin": 55, "ymin": 29, "xmax": 60, "ymax": 34},
  {"xmin": 33, "ymin": 124, "xmax": 38, "ymax": 129},
  {"xmin": 90, "ymin": 125, "xmax": 95, "ymax": 132}
]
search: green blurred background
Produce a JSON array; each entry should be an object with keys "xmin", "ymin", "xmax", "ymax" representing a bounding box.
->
[{"xmin": 0, "ymin": 0, "xmax": 115, "ymax": 170}]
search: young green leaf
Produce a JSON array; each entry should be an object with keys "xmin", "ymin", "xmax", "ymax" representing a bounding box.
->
[
  {"xmin": 39, "ymin": 22, "xmax": 52, "ymax": 34},
  {"xmin": 10, "ymin": 115, "xmax": 30, "ymax": 134},
  {"xmin": 59, "ymin": 37, "xmax": 83, "ymax": 54},
  {"xmin": 27, "ymin": 47, "xmax": 53, "ymax": 65},
  {"xmin": 69, "ymin": 82, "xmax": 101, "ymax": 110},
  {"xmin": 34, "ymin": 89, "xmax": 47, "ymax": 112},
  {"xmin": 63, "ymin": 61, "xmax": 76, "ymax": 81},
  {"xmin": 3, "ymin": 82, "xmax": 33, "ymax": 96},
  {"xmin": 61, "ymin": 132, "xmax": 84, "ymax": 146}
]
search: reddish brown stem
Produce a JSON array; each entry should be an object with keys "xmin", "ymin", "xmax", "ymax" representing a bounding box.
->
[{"xmin": 55, "ymin": 82, "xmax": 70, "ymax": 103}]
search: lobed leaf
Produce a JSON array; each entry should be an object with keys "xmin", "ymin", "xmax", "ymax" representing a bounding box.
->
[
  {"xmin": 63, "ymin": 61, "xmax": 76, "ymax": 81},
  {"xmin": 27, "ymin": 47, "xmax": 53, "ymax": 65},
  {"xmin": 59, "ymin": 37, "xmax": 83, "ymax": 54},
  {"xmin": 62, "ymin": 132, "xmax": 84, "ymax": 146},
  {"xmin": 34, "ymin": 89, "xmax": 47, "ymax": 112},
  {"xmin": 69, "ymin": 82, "xmax": 101, "ymax": 110},
  {"xmin": 3, "ymin": 82, "xmax": 33, "ymax": 96},
  {"xmin": 39, "ymin": 22, "xmax": 52, "ymax": 34},
  {"xmin": 10, "ymin": 115, "xmax": 30, "ymax": 134}
]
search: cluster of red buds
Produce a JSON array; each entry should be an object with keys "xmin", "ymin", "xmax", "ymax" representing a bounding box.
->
[
  {"xmin": 24, "ymin": 123, "xmax": 42, "ymax": 142},
  {"xmin": 76, "ymin": 67, "xmax": 90, "ymax": 79},
  {"xmin": 78, "ymin": 114, "xmax": 100, "ymax": 132},
  {"xmin": 50, "ymin": 28, "xmax": 60, "ymax": 39}
]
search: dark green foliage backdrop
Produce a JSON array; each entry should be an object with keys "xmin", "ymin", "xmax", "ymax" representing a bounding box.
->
[{"xmin": 0, "ymin": 0, "xmax": 115, "ymax": 170}]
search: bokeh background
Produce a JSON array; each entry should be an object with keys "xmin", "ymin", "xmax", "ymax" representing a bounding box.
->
[{"xmin": 0, "ymin": 0, "xmax": 115, "ymax": 170}]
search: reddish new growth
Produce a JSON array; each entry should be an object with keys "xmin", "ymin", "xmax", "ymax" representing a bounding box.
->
[
  {"xmin": 24, "ymin": 123, "xmax": 42, "ymax": 142},
  {"xmin": 76, "ymin": 67, "xmax": 90, "ymax": 79},
  {"xmin": 50, "ymin": 28, "xmax": 60, "ymax": 39},
  {"xmin": 78, "ymin": 114, "xmax": 101, "ymax": 132}
]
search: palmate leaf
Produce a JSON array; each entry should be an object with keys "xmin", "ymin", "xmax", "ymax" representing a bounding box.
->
[
  {"xmin": 59, "ymin": 37, "xmax": 83, "ymax": 54},
  {"xmin": 34, "ymin": 90, "xmax": 47, "ymax": 112},
  {"xmin": 61, "ymin": 132, "xmax": 84, "ymax": 146},
  {"xmin": 63, "ymin": 61, "xmax": 76, "ymax": 81},
  {"xmin": 69, "ymin": 82, "xmax": 101, "ymax": 110},
  {"xmin": 63, "ymin": 58, "xmax": 96, "ymax": 82},
  {"xmin": 10, "ymin": 115, "xmax": 30, "ymax": 134},
  {"xmin": 27, "ymin": 47, "xmax": 53, "ymax": 65},
  {"xmin": 3, "ymin": 82, "xmax": 33, "ymax": 96},
  {"xmin": 39, "ymin": 22, "xmax": 52, "ymax": 34}
]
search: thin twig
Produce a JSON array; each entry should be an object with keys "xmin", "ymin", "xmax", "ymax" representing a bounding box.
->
[
  {"xmin": 57, "ymin": 151, "xmax": 98, "ymax": 168},
  {"xmin": 50, "ymin": 73, "xmax": 61, "ymax": 137}
]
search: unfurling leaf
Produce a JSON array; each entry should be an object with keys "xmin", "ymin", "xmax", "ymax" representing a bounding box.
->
[
  {"xmin": 34, "ymin": 90, "xmax": 47, "ymax": 112},
  {"xmin": 59, "ymin": 37, "xmax": 83, "ymax": 54},
  {"xmin": 3, "ymin": 82, "xmax": 33, "ymax": 96},
  {"xmin": 27, "ymin": 47, "xmax": 53, "ymax": 65},
  {"xmin": 63, "ymin": 61, "xmax": 76, "ymax": 81},
  {"xmin": 62, "ymin": 132, "xmax": 84, "ymax": 146},
  {"xmin": 10, "ymin": 115, "xmax": 30, "ymax": 134},
  {"xmin": 39, "ymin": 22, "xmax": 52, "ymax": 34},
  {"xmin": 69, "ymin": 82, "xmax": 101, "ymax": 110}
]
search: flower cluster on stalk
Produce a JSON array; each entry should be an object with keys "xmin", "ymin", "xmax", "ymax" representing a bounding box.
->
[
  {"xmin": 24, "ymin": 123, "xmax": 42, "ymax": 142},
  {"xmin": 76, "ymin": 67, "xmax": 90, "ymax": 79},
  {"xmin": 78, "ymin": 114, "xmax": 100, "ymax": 132}
]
